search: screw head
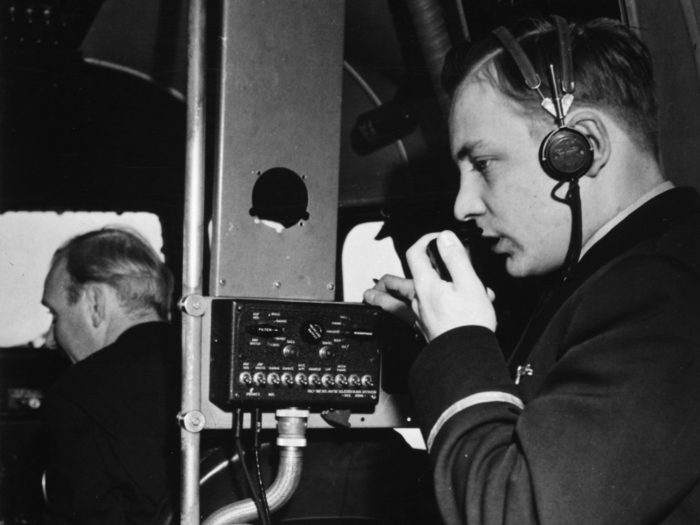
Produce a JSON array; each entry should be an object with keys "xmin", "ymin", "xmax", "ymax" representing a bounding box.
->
[
  {"xmin": 327, "ymin": 283, "xmax": 335, "ymax": 291},
  {"xmin": 273, "ymin": 281, "xmax": 282, "ymax": 288}
]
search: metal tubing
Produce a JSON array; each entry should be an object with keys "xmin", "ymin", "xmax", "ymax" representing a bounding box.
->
[
  {"xmin": 406, "ymin": 0, "xmax": 453, "ymax": 116},
  {"xmin": 201, "ymin": 447, "xmax": 305, "ymax": 525},
  {"xmin": 181, "ymin": 0, "xmax": 207, "ymax": 523}
]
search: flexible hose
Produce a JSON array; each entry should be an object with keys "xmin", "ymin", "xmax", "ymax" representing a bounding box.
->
[
  {"xmin": 406, "ymin": 0, "xmax": 453, "ymax": 116},
  {"xmin": 202, "ymin": 447, "xmax": 304, "ymax": 525}
]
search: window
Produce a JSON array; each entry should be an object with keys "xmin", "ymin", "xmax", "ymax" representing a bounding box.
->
[{"xmin": 0, "ymin": 212, "xmax": 163, "ymax": 348}]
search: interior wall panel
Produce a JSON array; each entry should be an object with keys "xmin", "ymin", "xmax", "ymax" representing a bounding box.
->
[
  {"xmin": 625, "ymin": 0, "xmax": 700, "ymax": 192},
  {"xmin": 210, "ymin": 0, "xmax": 345, "ymax": 300}
]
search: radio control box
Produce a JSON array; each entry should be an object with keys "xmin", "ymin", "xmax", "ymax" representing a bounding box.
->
[{"xmin": 208, "ymin": 298, "xmax": 383, "ymax": 409}]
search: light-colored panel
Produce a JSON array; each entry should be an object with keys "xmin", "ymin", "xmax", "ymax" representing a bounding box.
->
[{"xmin": 210, "ymin": 0, "xmax": 345, "ymax": 300}]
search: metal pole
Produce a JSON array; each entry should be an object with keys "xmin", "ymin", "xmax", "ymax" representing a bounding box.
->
[{"xmin": 181, "ymin": 0, "xmax": 206, "ymax": 523}]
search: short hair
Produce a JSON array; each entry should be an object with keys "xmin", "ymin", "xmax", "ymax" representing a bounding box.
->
[
  {"xmin": 442, "ymin": 17, "xmax": 659, "ymax": 157},
  {"xmin": 51, "ymin": 227, "xmax": 174, "ymax": 320}
]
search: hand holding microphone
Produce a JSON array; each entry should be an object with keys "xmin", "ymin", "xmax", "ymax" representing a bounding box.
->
[
  {"xmin": 408, "ymin": 229, "xmax": 496, "ymax": 341},
  {"xmin": 426, "ymin": 221, "xmax": 484, "ymax": 282},
  {"xmin": 364, "ymin": 224, "xmax": 496, "ymax": 342}
]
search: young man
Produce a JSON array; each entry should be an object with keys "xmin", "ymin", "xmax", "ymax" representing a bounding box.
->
[
  {"xmin": 365, "ymin": 17, "xmax": 700, "ymax": 525},
  {"xmin": 41, "ymin": 227, "xmax": 181, "ymax": 525}
]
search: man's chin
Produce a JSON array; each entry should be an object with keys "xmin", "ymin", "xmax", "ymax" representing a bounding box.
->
[
  {"xmin": 504, "ymin": 255, "xmax": 537, "ymax": 278},
  {"xmin": 505, "ymin": 256, "xmax": 563, "ymax": 279},
  {"xmin": 505, "ymin": 263, "xmax": 528, "ymax": 278}
]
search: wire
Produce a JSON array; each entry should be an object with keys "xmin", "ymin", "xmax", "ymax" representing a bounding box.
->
[
  {"xmin": 253, "ymin": 409, "xmax": 272, "ymax": 525},
  {"xmin": 680, "ymin": 0, "xmax": 700, "ymax": 92},
  {"xmin": 234, "ymin": 409, "xmax": 268, "ymax": 524},
  {"xmin": 453, "ymin": 0, "xmax": 470, "ymax": 43},
  {"xmin": 551, "ymin": 178, "xmax": 582, "ymax": 282}
]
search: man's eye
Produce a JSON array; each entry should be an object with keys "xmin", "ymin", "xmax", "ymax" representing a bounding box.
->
[{"xmin": 472, "ymin": 159, "xmax": 492, "ymax": 173}]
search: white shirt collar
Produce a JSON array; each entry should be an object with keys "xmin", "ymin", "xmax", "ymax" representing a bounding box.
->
[{"xmin": 579, "ymin": 180, "xmax": 675, "ymax": 260}]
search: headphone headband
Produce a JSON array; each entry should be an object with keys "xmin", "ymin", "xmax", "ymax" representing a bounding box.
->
[
  {"xmin": 491, "ymin": 17, "xmax": 594, "ymax": 182},
  {"xmin": 492, "ymin": 17, "xmax": 575, "ymax": 111},
  {"xmin": 551, "ymin": 15, "xmax": 574, "ymax": 94},
  {"xmin": 492, "ymin": 26, "xmax": 541, "ymax": 91}
]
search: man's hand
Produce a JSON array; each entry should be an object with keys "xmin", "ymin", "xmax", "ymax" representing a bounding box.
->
[
  {"xmin": 363, "ymin": 274, "xmax": 418, "ymax": 327},
  {"xmin": 364, "ymin": 230, "xmax": 496, "ymax": 342}
]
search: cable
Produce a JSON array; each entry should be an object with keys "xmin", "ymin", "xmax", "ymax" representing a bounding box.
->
[
  {"xmin": 680, "ymin": 0, "xmax": 700, "ymax": 92},
  {"xmin": 551, "ymin": 178, "xmax": 582, "ymax": 282},
  {"xmin": 453, "ymin": 0, "xmax": 470, "ymax": 43},
  {"xmin": 234, "ymin": 409, "xmax": 267, "ymax": 524},
  {"xmin": 253, "ymin": 409, "xmax": 272, "ymax": 525}
]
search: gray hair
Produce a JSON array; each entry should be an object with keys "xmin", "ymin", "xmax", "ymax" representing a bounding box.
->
[{"xmin": 51, "ymin": 226, "xmax": 174, "ymax": 320}]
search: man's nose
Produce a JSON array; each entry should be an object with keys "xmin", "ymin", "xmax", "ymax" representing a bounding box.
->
[
  {"xmin": 453, "ymin": 173, "xmax": 486, "ymax": 221},
  {"xmin": 44, "ymin": 322, "xmax": 58, "ymax": 350}
]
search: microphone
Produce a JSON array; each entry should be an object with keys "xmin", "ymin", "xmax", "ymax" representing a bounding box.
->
[{"xmin": 426, "ymin": 221, "xmax": 483, "ymax": 282}]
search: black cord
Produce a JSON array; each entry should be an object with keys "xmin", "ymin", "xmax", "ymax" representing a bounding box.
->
[
  {"xmin": 551, "ymin": 177, "xmax": 583, "ymax": 282},
  {"xmin": 253, "ymin": 409, "xmax": 272, "ymax": 525},
  {"xmin": 560, "ymin": 178, "xmax": 582, "ymax": 281},
  {"xmin": 234, "ymin": 409, "xmax": 267, "ymax": 524}
]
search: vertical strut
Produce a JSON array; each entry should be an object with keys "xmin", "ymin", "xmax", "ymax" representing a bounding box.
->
[{"xmin": 181, "ymin": 0, "xmax": 207, "ymax": 523}]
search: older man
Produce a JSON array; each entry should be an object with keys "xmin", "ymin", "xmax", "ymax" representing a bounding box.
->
[
  {"xmin": 41, "ymin": 227, "xmax": 180, "ymax": 525},
  {"xmin": 366, "ymin": 16, "xmax": 700, "ymax": 525}
]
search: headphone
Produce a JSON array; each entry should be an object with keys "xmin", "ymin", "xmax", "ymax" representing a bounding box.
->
[{"xmin": 493, "ymin": 16, "xmax": 594, "ymax": 182}]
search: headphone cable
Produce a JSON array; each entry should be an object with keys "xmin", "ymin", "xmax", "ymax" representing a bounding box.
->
[
  {"xmin": 253, "ymin": 408, "xmax": 272, "ymax": 525},
  {"xmin": 233, "ymin": 409, "xmax": 268, "ymax": 525},
  {"xmin": 555, "ymin": 178, "xmax": 583, "ymax": 281}
]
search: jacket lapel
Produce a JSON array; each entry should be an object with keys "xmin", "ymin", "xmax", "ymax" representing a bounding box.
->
[{"xmin": 507, "ymin": 187, "xmax": 700, "ymax": 377}]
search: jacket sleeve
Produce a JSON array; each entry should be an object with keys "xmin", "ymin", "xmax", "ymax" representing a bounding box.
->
[
  {"xmin": 409, "ymin": 255, "xmax": 700, "ymax": 525},
  {"xmin": 42, "ymin": 394, "xmax": 128, "ymax": 525}
]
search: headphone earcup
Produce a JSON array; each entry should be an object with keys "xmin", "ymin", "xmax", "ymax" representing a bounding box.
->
[{"xmin": 540, "ymin": 127, "xmax": 594, "ymax": 180}]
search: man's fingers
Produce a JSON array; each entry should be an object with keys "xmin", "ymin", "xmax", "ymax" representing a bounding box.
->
[
  {"xmin": 372, "ymin": 274, "xmax": 416, "ymax": 299},
  {"xmin": 406, "ymin": 233, "xmax": 440, "ymax": 287},
  {"xmin": 364, "ymin": 274, "xmax": 417, "ymax": 326},
  {"xmin": 436, "ymin": 230, "xmax": 478, "ymax": 288},
  {"xmin": 364, "ymin": 287, "xmax": 416, "ymax": 325}
]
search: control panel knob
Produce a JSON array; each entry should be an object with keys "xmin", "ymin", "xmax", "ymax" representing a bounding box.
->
[
  {"xmin": 267, "ymin": 372, "xmax": 281, "ymax": 386},
  {"xmin": 253, "ymin": 372, "xmax": 267, "ymax": 386},
  {"xmin": 295, "ymin": 373, "xmax": 308, "ymax": 387},
  {"xmin": 309, "ymin": 373, "xmax": 321, "ymax": 387},
  {"xmin": 283, "ymin": 345, "xmax": 298, "ymax": 359},
  {"xmin": 335, "ymin": 374, "xmax": 348, "ymax": 388},
  {"xmin": 321, "ymin": 374, "xmax": 335, "ymax": 388},
  {"xmin": 319, "ymin": 346, "xmax": 334, "ymax": 359},
  {"xmin": 349, "ymin": 374, "xmax": 361, "ymax": 387},
  {"xmin": 239, "ymin": 372, "xmax": 253, "ymax": 386},
  {"xmin": 361, "ymin": 375, "xmax": 374, "ymax": 387},
  {"xmin": 300, "ymin": 320, "xmax": 325, "ymax": 344}
]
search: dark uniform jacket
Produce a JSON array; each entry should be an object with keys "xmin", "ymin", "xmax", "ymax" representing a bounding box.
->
[
  {"xmin": 410, "ymin": 187, "xmax": 700, "ymax": 525},
  {"xmin": 42, "ymin": 322, "xmax": 181, "ymax": 525}
]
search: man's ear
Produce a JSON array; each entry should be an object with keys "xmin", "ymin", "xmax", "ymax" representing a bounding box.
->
[
  {"xmin": 85, "ymin": 283, "xmax": 107, "ymax": 328},
  {"xmin": 568, "ymin": 110, "xmax": 611, "ymax": 178}
]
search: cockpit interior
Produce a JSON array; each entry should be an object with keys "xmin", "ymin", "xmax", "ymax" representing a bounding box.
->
[{"xmin": 2, "ymin": 1, "xmax": 700, "ymax": 524}]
